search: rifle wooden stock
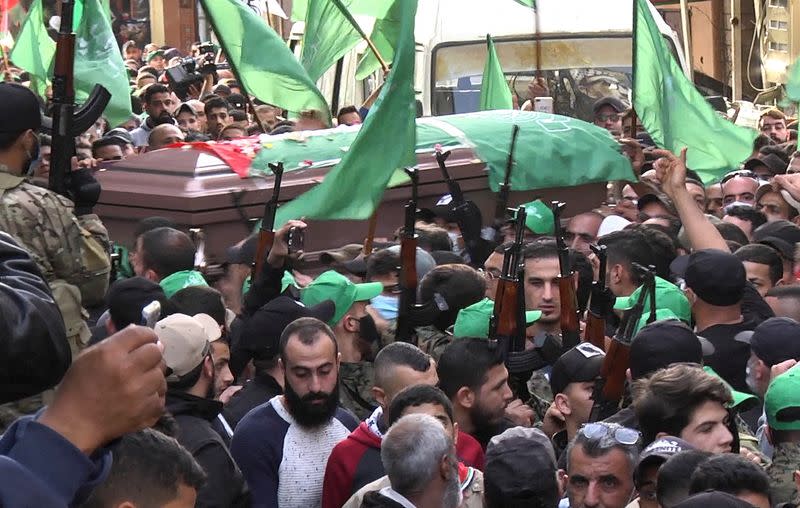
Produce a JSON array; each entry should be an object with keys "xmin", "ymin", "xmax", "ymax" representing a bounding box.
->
[
  {"xmin": 251, "ymin": 163, "xmax": 284, "ymax": 280},
  {"xmin": 395, "ymin": 232, "xmax": 418, "ymax": 343},
  {"xmin": 252, "ymin": 230, "xmax": 275, "ymax": 280},
  {"xmin": 492, "ymin": 279, "xmax": 520, "ymax": 346},
  {"xmin": 584, "ymin": 314, "xmax": 606, "ymax": 350},
  {"xmin": 558, "ymin": 277, "xmax": 581, "ymax": 350},
  {"xmin": 588, "ymin": 337, "xmax": 631, "ymax": 422}
]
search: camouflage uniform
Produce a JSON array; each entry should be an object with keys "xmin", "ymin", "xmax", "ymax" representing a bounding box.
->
[
  {"xmin": 416, "ymin": 325, "xmax": 453, "ymax": 362},
  {"xmin": 527, "ymin": 369, "xmax": 554, "ymax": 422},
  {"xmin": 767, "ymin": 443, "xmax": 800, "ymax": 504},
  {"xmin": 0, "ymin": 169, "xmax": 110, "ymax": 429},
  {"xmin": 339, "ymin": 361, "xmax": 377, "ymax": 421}
]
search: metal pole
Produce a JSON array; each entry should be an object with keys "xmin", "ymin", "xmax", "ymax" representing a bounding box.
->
[
  {"xmin": 730, "ymin": 0, "xmax": 742, "ymax": 101},
  {"xmin": 680, "ymin": 0, "xmax": 694, "ymax": 82}
]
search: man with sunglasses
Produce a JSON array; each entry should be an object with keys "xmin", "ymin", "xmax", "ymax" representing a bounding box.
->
[
  {"xmin": 564, "ymin": 421, "xmax": 640, "ymax": 508},
  {"xmin": 721, "ymin": 171, "xmax": 760, "ymax": 207},
  {"xmin": 592, "ymin": 97, "xmax": 627, "ymax": 135}
]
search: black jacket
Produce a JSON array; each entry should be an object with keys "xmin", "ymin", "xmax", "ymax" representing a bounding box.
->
[
  {"xmin": 0, "ymin": 231, "xmax": 69, "ymax": 403},
  {"xmin": 222, "ymin": 372, "xmax": 282, "ymax": 432},
  {"xmin": 166, "ymin": 391, "xmax": 251, "ymax": 508}
]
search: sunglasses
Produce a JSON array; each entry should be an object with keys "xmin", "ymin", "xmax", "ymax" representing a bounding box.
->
[{"xmin": 579, "ymin": 422, "xmax": 641, "ymax": 445}]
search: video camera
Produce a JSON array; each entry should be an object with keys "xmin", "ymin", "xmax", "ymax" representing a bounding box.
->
[{"xmin": 165, "ymin": 43, "xmax": 228, "ymax": 99}]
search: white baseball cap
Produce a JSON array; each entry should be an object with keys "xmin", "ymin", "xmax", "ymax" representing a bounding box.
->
[{"xmin": 155, "ymin": 313, "xmax": 217, "ymax": 381}]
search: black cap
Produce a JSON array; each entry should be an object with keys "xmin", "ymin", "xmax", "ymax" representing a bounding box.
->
[
  {"xmin": 104, "ymin": 127, "xmax": 134, "ymax": 146},
  {"xmin": 637, "ymin": 192, "xmax": 677, "ymax": 216},
  {"xmin": 752, "ymin": 220, "xmax": 800, "ymax": 259},
  {"xmin": 593, "ymin": 96, "xmax": 628, "ymax": 114},
  {"xmin": 549, "ymin": 343, "xmax": 605, "ymax": 395},
  {"xmin": 0, "ymin": 83, "xmax": 43, "ymax": 133},
  {"xmin": 682, "ymin": 250, "xmax": 746, "ymax": 306},
  {"xmin": 237, "ymin": 296, "xmax": 335, "ymax": 360},
  {"xmin": 484, "ymin": 427, "xmax": 557, "ymax": 502},
  {"xmin": 630, "ymin": 320, "xmax": 715, "ymax": 380},
  {"xmin": 735, "ymin": 317, "xmax": 800, "ymax": 367},
  {"xmin": 674, "ymin": 491, "xmax": 755, "ymax": 508},
  {"xmin": 107, "ymin": 277, "xmax": 169, "ymax": 329},
  {"xmin": 744, "ymin": 154, "xmax": 787, "ymax": 176},
  {"xmin": 635, "ymin": 436, "xmax": 694, "ymax": 486}
]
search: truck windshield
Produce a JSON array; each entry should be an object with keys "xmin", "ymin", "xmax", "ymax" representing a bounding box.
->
[{"xmin": 431, "ymin": 36, "xmax": 633, "ymax": 122}]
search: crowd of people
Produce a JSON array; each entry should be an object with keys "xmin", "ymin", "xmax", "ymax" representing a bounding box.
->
[{"xmin": 4, "ymin": 29, "xmax": 800, "ymax": 508}]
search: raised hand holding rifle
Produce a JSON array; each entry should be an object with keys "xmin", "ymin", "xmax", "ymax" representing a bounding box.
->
[
  {"xmin": 584, "ymin": 244, "xmax": 614, "ymax": 350},
  {"xmin": 252, "ymin": 162, "xmax": 284, "ymax": 280},
  {"xmin": 551, "ymin": 201, "xmax": 580, "ymax": 352},
  {"xmin": 49, "ymin": 0, "xmax": 110, "ymax": 200},
  {"xmin": 490, "ymin": 205, "xmax": 561, "ymax": 403},
  {"xmin": 588, "ymin": 263, "xmax": 656, "ymax": 422},
  {"xmin": 435, "ymin": 146, "xmax": 490, "ymax": 267},
  {"xmin": 395, "ymin": 168, "xmax": 419, "ymax": 343},
  {"xmin": 494, "ymin": 125, "xmax": 521, "ymax": 228}
]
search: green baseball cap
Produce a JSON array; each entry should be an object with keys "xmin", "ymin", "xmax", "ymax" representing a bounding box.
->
[
  {"xmin": 453, "ymin": 298, "xmax": 542, "ymax": 339},
  {"xmin": 241, "ymin": 271, "xmax": 296, "ymax": 296},
  {"xmin": 301, "ymin": 270, "xmax": 383, "ymax": 326},
  {"xmin": 765, "ymin": 365, "xmax": 800, "ymax": 431},
  {"xmin": 614, "ymin": 276, "xmax": 691, "ymax": 322},
  {"xmin": 703, "ymin": 366, "xmax": 759, "ymax": 412},
  {"xmin": 522, "ymin": 200, "xmax": 555, "ymax": 235},
  {"xmin": 159, "ymin": 270, "xmax": 208, "ymax": 298},
  {"xmin": 146, "ymin": 49, "xmax": 165, "ymax": 62}
]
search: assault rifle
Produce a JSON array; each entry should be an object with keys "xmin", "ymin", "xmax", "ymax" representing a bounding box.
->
[
  {"xmin": 252, "ymin": 162, "xmax": 284, "ymax": 280},
  {"xmin": 584, "ymin": 244, "xmax": 610, "ymax": 350},
  {"xmin": 551, "ymin": 202, "xmax": 580, "ymax": 351},
  {"xmin": 494, "ymin": 125, "xmax": 520, "ymax": 225},
  {"xmin": 49, "ymin": 0, "xmax": 111, "ymax": 197},
  {"xmin": 395, "ymin": 168, "xmax": 419, "ymax": 343}
]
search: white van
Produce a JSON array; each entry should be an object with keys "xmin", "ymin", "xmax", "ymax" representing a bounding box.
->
[{"xmin": 292, "ymin": 0, "xmax": 687, "ymax": 122}]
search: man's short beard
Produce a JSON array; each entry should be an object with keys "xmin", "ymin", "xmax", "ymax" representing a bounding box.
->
[
  {"xmin": 468, "ymin": 398, "xmax": 503, "ymax": 435},
  {"xmin": 283, "ymin": 377, "xmax": 340, "ymax": 427}
]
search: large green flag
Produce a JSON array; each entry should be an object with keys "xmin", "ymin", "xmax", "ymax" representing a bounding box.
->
[
  {"xmin": 301, "ymin": 0, "xmax": 362, "ymax": 82},
  {"xmin": 355, "ymin": 0, "xmax": 400, "ymax": 80},
  {"xmin": 786, "ymin": 57, "xmax": 800, "ymax": 103},
  {"xmin": 74, "ymin": 0, "xmax": 132, "ymax": 127},
  {"xmin": 633, "ymin": 0, "xmax": 756, "ymax": 183},
  {"xmin": 480, "ymin": 34, "xmax": 512, "ymax": 111},
  {"xmin": 200, "ymin": 0, "xmax": 330, "ymax": 122},
  {"xmin": 275, "ymin": 0, "xmax": 418, "ymax": 225},
  {"xmin": 9, "ymin": 0, "xmax": 54, "ymax": 97}
]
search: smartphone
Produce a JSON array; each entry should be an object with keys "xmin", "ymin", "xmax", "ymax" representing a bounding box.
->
[
  {"xmin": 142, "ymin": 300, "xmax": 161, "ymax": 328},
  {"xmin": 533, "ymin": 97, "xmax": 554, "ymax": 114},
  {"xmin": 288, "ymin": 227, "xmax": 305, "ymax": 253}
]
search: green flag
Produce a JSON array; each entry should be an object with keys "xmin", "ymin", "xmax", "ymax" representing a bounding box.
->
[
  {"xmin": 786, "ymin": 57, "xmax": 800, "ymax": 103},
  {"xmin": 479, "ymin": 34, "xmax": 512, "ymax": 111},
  {"xmin": 200, "ymin": 0, "xmax": 330, "ymax": 122},
  {"xmin": 9, "ymin": 0, "xmax": 54, "ymax": 97},
  {"xmin": 73, "ymin": 0, "xmax": 132, "ymax": 127},
  {"xmin": 301, "ymin": 0, "xmax": 362, "ymax": 82},
  {"xmin": 633, "ymin": 0, "xmax": 756, "ymax": 183},
  {"xmin": 514, "ymin": 0, "xmax": 536, "ymax": 7},
  {"xmin": 275, "ymin": 0, "xmax": 418, "ymax": 225},
  {"xmin": 355, "ymin": 0, "xmax": 400, "ymax": 80}
]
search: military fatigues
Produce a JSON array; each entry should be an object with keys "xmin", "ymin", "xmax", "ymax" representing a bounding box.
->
[
  {"xmin": 767, "ymin": 443, "xmax": 800, "ymax": 505},
  {"xmin": 416, "ymin": 325, "xmax": 453, "ymax": 362},
  {"xmin": 0, "ymin": 170, "xmax": 110, "ymax": 429},
  {"xmin": 339, "ymin": 361, "xmax": 377, "ymax": 421}
]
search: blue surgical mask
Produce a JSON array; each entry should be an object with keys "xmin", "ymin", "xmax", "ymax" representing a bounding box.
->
[{"xmin": 370, "ymin": 294, "xmax": 399, "ymax": 320}]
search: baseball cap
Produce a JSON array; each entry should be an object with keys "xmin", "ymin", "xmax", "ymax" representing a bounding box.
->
[
  {"xmin": 675, "ymin": 250, "xmax": 746, "ymax": 306},
  {"xmin": 614, "ymin": 276, "xmax": 691, "ymax": 322},
  {"xmin": 735, "ymin": 317, "xmax": 800, "ymax": 367},
  {"xmin": 674, "ymin": 491, "xmax": 755, "ymax": 508},
  {"xmin": 453, "ymin": 298, "xmax": 541, "ymax": 338},
  {"xmin": 104, "ymin": 127, "xmax": 134, "ymax": 146},
  {"xmin": 593, "ymin": 96, "xmax": 628, "ymax": 114},
  {"xmin": 744, "ymin": 154, "xmax": 787, "ymax": 177},
  {"xmin": 752, "ymin": 220, "xmax": 800, "ymax": 259},
  {"xmin": 630, "ymin": 318, "xmax": 714, "ymax": 380},
  {"xmin": 155, "ymin": 313, "xmax": 216, "ymax": 381},
  {"xmin": 319, "ymin": 244, "xmax": 364, "ymax": 265},
  {"xmin": 703, "ymin": 366, "xmax": 758, "ymax": 411},
  {"xmin": 765, "ymin": 365, "xmax": 800, "ymax": 431},
  {"xmin": 635, "ymin": 436, "xmax": 693, "ymax": 485},
  {"xmin": 159, "ymin": 270, "xmax": 209, "ymax": 298},
  {"xmin": 174, "ymin": 102, "xmax": 196, "ymax": 118},
  {"xmin": 549, "ymin": 343, "xmax": 605, "ymax": 395},
  {"xmin": 484, "ymin": 427, "xmax": 557, "ymax": 502},
  {"xmin": 237, "ymin": 296, "xmax": 336, "ymax": 361},
  {"xmin": 0, "ymin": 83, "xmax": 43, "ymax": 133},
  {"xmin": 300, "ymin": 270, "xmax": 383, "ymax": 325},
  {"xmin": 597, "ymin": 215, "xmax": 631, "ymax": 237},
  {"xmin": 146, "ymin": 49, "xmax": 165, "ymax": 62},
  {"xmin": 522, "ymin": 200, "xmax": 555, "ymax": 235},
  {"xmin": 637, "ymin": 193, "xmax": 677, "ymax": 216}
]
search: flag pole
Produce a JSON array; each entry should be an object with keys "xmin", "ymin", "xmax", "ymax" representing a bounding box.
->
[
  {"xmin": 534, "ymin": 3, "xmax": 542, "ymax": 77},
  {"xmin": 205, "ymin": 8, "xmax": 269, "ymax": 134},
  {"xmin": 331, "ymin": 0, "xmax": 389, "ymax": 73},
  {"xmin": 629, "ymin": 0, "xmax": 638, "ymax": 139}
]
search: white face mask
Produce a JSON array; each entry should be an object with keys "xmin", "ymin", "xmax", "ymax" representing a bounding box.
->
[{"xmin": 447, "ymin": 231, "xmax": 464, "ymax": 256}]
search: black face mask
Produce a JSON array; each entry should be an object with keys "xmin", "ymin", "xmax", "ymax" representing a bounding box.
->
[
  {"xmin": 358, "ymin": 314, "xmax": 382, "ymax": 344},
  {"xmin": 283, "ymin": 377, "xmax": 340, "ymax": 427}
]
